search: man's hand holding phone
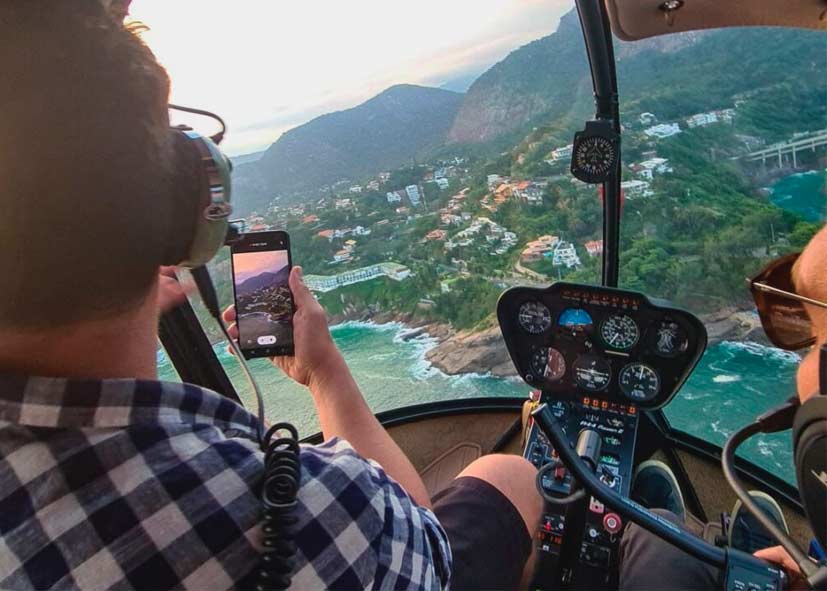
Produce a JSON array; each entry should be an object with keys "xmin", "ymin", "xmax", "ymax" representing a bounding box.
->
[{"xmin": 224, "ymin": 266, "xmax": 348, "ymax": 392}]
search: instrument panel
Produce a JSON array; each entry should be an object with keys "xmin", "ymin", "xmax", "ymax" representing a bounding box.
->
[{"xmin": 498, "ymin": 282, "xmax": 707, "ymax": 409}]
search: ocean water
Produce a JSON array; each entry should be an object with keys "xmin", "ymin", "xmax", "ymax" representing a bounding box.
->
[
  {"xmin": 157, "ymin": 170, "xmax": 821, "ymax": 488},
  {"xmin": 769, "ymin": 170, "xmax": 826, "ymax": 222},
  {"xmin": 158, "ymin": 322, "xmax": 799, "ymax": 484}
]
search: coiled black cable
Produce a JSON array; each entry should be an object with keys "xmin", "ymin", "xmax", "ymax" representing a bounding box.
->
[{"xmin": 257, "ymin": 422, "xmax": 301, "ymax": 591}]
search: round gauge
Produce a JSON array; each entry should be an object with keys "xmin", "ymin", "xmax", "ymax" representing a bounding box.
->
[
  {"xmin": 573, "ymin": 355, "xmax": 612, "ymax": 392},
  {"xmin": 518, "ymin": 301, "xmax": 552, "ymax": 335},
  {"xmin": 653, "ymin": 320, "xmax": 689, "ymax": 358},
  {"xmin": 619, "ymin": 363, "xmax": 661, "ymax": 402},
  {"xmin": 531, "ymin": 347, "xmax": 567, "ymax": 382},
  {"xmin": 573, "ymin": 136, "xmax": 618, "ymax": 181},
  {"xmin": 600, "ymin": 314, "xmax": 640, "ymax": 350}
]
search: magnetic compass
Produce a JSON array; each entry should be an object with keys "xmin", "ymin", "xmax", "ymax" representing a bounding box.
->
[{"xmin": 571, "ymin": 120, "xmax": 620, "ymax": 184}]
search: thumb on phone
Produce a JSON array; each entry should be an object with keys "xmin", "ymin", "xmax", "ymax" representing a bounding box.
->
[{"xmin": 289, "ymin": 266, "xmax": 313, "ymax": 308}]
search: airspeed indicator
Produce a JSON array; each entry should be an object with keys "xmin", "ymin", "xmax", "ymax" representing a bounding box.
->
[{"xmin": 518, "ymin": 301, "xmax": 552, "ymax": 335}]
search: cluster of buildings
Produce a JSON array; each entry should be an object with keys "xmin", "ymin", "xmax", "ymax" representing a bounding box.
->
[
  {"xmin": 386, "ymin": 184, "xmax": 423, "ymax": 207},
  {"xmin": 520, "ymin": 235, "xmax": 601, "ymax": 268},
  {"xmin": 641, "ymin": 107, "xmax": 736, "ymax": 140},
  {"xmin": 686, "ymin": 108, "xmax": 735, "ymax": 129},
  {"xmin": 481, "ymin": 177, "xmax": 546, "ymax": 211},
  {"xmin": 304, "ymin": 263, "xmax": 411, "ymax": 293},
  {"xmin": 629, "ymin": 156, "xmax": 673, "ymax": 180},
  {"xmin": 444, "ymin": 216, "xmax": 518, "ymax": 256},
  {"xmin": 333, "ymin": 240, "xmax": 358, "ymax": 263},
  {"xmin": 552, "ymin": 242, "xmax": 581, "ymax": 269},
  {"xmin": 520, "ymin": 235, "xmax": 561, "ymax": 262},
  {"xmin": 316, "ymin": 226, "xmax": 371, "ymax": 241},
  {"xmin": 519, "ymin": 234, "xmax": 582, "ymax": 269},
  {"xmin": 644, "ymin": 123, "xmax": 682, "ymax": 139},
  {"xmin": 621, "ymin": 179, "xmax": 654, "ymax": 199},
  {"xmin": 545, "ymin": 144, "xmax": 574, "ymax": 165}
]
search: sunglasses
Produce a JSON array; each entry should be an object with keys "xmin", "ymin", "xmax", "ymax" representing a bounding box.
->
[{"xmin": 748, "ymin": 253, "xmax": 827, "ymax": 351}]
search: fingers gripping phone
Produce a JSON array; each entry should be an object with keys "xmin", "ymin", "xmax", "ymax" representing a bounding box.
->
[{"xmin": 230, "ymin": 230, "xmax": 295, "ymax": 358}]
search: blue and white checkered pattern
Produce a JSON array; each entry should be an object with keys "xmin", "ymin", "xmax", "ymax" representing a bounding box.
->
[{"xmin": 0, "ymin": 375, "xmax": 451, "ymax": 590}]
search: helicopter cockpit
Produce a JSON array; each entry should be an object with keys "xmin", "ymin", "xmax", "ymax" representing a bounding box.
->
[
  {"xmin": 499, "ymin": 282, "xmax": 707, "ymax": 588},
  {"xmin": 22, "ymin": 0, "xmax": 823, "ymax": 590}
]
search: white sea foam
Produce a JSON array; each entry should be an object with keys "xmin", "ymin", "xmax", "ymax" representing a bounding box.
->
[
  {"xmin": 788, "ymin": 170, "xmax": 821, "ymax": 179},
  {"xmin": 719, "ymin": 341, "xmax": 800, "ymax": 364},
  {"xmin": 331, "ymin": 320, "xmax": 405, "ymax": 333},
  {"xmin": 712, "ymin": 374, "xmax": 741, "ymax": 384}
]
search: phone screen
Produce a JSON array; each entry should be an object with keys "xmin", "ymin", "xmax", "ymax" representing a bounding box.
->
[{"xmin": 231, "ymin": 232, "xmax": 294, "ymax": 358}]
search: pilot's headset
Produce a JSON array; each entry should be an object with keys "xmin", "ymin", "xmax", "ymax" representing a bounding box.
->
[
  {"xmin": 162, "ymin": 105, "xmax": 234, "ymax": 268},
  {"xmin": 792, "ymin": 349, "xmax": 826, "ymax": 552}
]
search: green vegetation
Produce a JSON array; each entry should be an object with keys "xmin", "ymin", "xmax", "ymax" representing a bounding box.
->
[{"xmin": 198, "ymin": 22, "xmax": 824, "ymax": 339}]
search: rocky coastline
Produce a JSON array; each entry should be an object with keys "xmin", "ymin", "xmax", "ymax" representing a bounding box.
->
[{"xmin": 327, "ymin": 304, "xmax": 768, "ymax": 378}]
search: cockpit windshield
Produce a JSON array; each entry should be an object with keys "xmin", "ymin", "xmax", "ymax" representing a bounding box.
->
[
  {"xmin": 149, "ymin": 3, "xmax": 826, "ymax": 484},
  {"xmin": 615, "ymin": 26, "xmax": 826, "ymax": 482}
]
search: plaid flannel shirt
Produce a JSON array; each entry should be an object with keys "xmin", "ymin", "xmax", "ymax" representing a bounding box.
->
[{"xmin": 0, "ymin": 375, "xmax": 451, "ymax": 590}]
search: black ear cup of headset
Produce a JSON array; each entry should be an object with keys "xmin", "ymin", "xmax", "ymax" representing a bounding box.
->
[
  {"xmin": 793, "ymin": 395, "xmax": 827, "ymax": 550},
  {"xmin": 163, "ymin": 127, "xmax": 233, "ymax": 268}
]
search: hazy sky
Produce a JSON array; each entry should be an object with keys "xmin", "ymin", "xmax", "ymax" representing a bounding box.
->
[{"xmin": 130, "ymin": 0, "xmax": 574, "ymax": 155}]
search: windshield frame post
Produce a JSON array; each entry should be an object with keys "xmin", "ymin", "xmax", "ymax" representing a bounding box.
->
[
  {"xmin": 575, "ymin": 0, "xmax": 622, "ymax": 287},
  {"xmin": 159, "ymin": 299, "xmax": 242, "ymax": 403}
]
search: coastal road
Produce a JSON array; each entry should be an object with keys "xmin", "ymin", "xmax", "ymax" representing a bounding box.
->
[{"xmin": 514, "ymin": 260, "xmax": 549, "ymax": 282}]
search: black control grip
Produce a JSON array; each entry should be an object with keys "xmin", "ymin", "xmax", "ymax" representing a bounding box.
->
[{"xmin": 532, "ymin": 403, "xmax": 788, "ymax": 589}]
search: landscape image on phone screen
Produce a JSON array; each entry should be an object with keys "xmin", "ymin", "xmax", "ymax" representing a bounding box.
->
[{"xmin": 233, "ymin": 250, "xmax": 293, "ymax": 349}]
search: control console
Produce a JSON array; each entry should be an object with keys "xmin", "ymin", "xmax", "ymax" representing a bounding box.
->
[{"xmin": 497, "ymin": 282, "xmax": 707, "ymax": 590}]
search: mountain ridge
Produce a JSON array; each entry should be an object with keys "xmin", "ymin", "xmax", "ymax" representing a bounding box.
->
[
  {"xmin": 234, "ymin": 84, "xmax": 463, "ymax": 214},
  {"xmin": 236, "ymin": 266, "xmax": 291, "ymax": 297}
]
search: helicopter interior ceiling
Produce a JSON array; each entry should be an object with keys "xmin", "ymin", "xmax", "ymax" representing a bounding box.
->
[{"xmin": 605, "ymin": 0, "xmax": 827, "ymax": 41}]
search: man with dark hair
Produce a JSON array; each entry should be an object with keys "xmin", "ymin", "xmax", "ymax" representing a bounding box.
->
[{"xmin": 0, "ymin": 2, "xmax": 542, "ymax": 589}]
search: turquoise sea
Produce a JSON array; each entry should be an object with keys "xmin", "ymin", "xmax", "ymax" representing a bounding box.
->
[
  {"xmin": 159, "ymin": 171, "xmax": 825, "ymax": 486},
  {"xmin": 769, "ymin": 170, "xmax": 826, "ymax": 222},
  {"xmin": 159, "ymin": 323, "xmax": 800, "ymax": 484}
]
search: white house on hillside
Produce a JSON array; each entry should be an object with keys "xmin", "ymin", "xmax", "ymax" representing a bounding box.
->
[{"xmin": 644, "ymin": 123, "xmax": 681, "ymax": 139}]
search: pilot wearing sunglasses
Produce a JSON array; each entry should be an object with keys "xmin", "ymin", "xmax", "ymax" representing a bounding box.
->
[
  {"xmin": 621, "ymin": 225, "xmax": 826, "ymax": 591},
  {"xmin": 749, "ymin": 232, "xmax": 827, "ymax": 405}
]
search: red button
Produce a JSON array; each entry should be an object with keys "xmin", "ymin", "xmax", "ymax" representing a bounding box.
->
[
  {"xmin": 603, "ymin": 512, "xmax": 622, "ymax": 534},
  {"xmin": 554, "ymin": 466, "xmax": 567, "ymax": 481}
]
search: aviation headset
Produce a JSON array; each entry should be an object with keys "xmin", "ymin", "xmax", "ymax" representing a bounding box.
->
[
  {"xmin": 792, "ymin": 359, "xmax": 827, "ymax": 550},
  {"xmin": 163, "ymin": 122, "xmax": 234, "ymax": 268}
]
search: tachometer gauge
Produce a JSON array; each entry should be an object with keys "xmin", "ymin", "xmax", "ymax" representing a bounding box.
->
[
  {"xmin": 573, "ymin": 355, "xmax": 612, "ymax": 392},
  {"xmin": 619, "ymin": 363, "xmax": 660, "ymax": 402},
  {"xmin": 531, "ymin": 347, "xmax": 567, "ymax": 382},
  {"xmin": 600, "ymin": 314, "xmax": 640, "ymax": 350},
  {"xmin": 518, "ymin": 301, "xmax": 552, "ymax": 335},
  {"xmin": 653, "ymin": 320, "xmax": 689, "ymax": 358}
]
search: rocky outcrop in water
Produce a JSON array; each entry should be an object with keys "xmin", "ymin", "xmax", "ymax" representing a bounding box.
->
[
  {"xmin": 422, "ymin": 307, "xmax": 767, "ymax": 377},
  {"xmin": 424, "ymin": 326, "xmax": 518, "ymax": 377}
]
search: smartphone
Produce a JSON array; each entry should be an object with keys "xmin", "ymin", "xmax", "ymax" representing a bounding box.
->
[{"xmin": 230, "ymin": 230, "xmax": 294, "ymax": 358}]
